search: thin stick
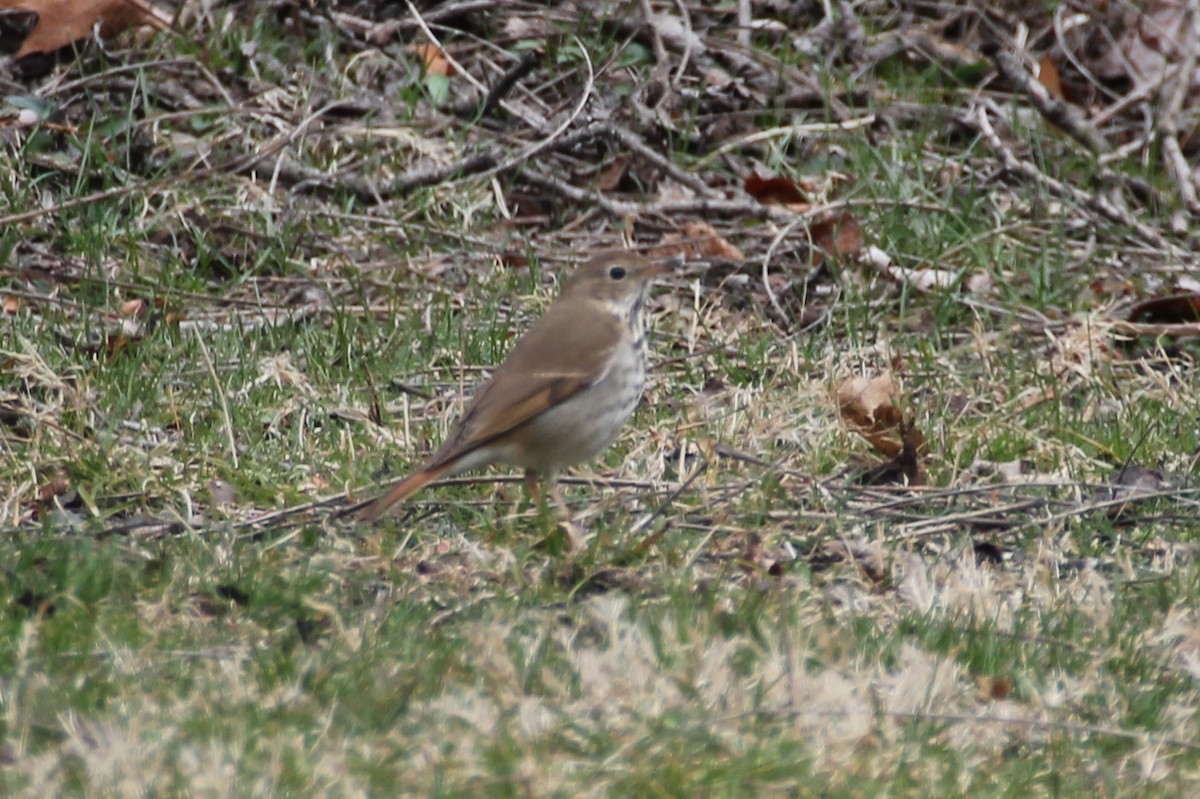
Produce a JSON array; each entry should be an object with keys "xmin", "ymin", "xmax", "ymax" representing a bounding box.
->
[{"xmin": 1159, "ymin": 0, "xmax": 1200, "ymax": 214}]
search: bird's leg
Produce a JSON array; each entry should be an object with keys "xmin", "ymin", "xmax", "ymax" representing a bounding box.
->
[
  {"xmin": 526, "ymin": 469, "xmax": 585, "ymax": 552},
  {"xmin": 523, "ymin": 468, "xmax": 542, "ymax": 503},
  {"xmin": 549, "ymin": 481, "xmax": 587, "ymax": 552}
]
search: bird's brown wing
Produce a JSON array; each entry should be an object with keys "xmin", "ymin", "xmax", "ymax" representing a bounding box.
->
[{"xmin": 426, "ymin": 301, "xmax": 621, "ymax": 468}]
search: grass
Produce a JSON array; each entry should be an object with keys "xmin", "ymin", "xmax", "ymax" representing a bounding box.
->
[{"xmin": 3, "ymin": 0, "xmax": 1200, "ymax": 796}]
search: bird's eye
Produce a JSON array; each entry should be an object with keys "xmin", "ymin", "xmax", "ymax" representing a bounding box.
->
[{"xmin": 608, "ymin": 266, "xmax": 627, "ymax": 280}]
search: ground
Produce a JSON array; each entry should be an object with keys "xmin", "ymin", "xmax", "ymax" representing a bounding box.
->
[{"xmin": 2, "ymin": 0, "xmax": 1200, "ymax": 796}]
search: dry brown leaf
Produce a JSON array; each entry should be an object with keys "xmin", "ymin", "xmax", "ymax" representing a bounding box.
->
[
  {"xmin": 2, "ymin": 294, "xmax": 18, "ymax": 314},
  {"xmin": 1127, "ymin": 292, "xmax": 1200, "ymax": 324},
  {"xmin": 809, "ymin": 212, "xmax": 863, "ymax": 261},
  {"xmin": 744, "ymin": 171, "xmax": 810, "ymax": 211},
  {"xmin": 976, "ymin": 675, "xmax": 1014, "ymax": 701},
  {"xmin": 1037, "ymin": 53, "xmax": 1065, "ymax": 100},
  {"xmin": 409, "ymin": 43, "xmax": 456, "ymax": 77},
  {"xmin": 592, "ymin": 154, "xmax": 631, "ymax": 192},
  {"xmin": 836, "ymin": 372, "xmax": 926, "ymax": 462},
  {"xmin": 855, "ymin": 422, "xmax": 924, "ymax": 486},
  {"xmin": 0, "ymin": 0, "xmax": 170, "ymax": 58},
  {"xmin": 651, "ymin": 221, "xmax": 745, "ymax": 262},
  {"xmin": 1092, "ymin": 0, "xmax": 1190, "ymax": 88},
  {"xmin": 37, "ymin": 469, "xmax": 70, "ymax": 503},
  {"xmin": 119, "ymin": 298, "xmax": 145, "ymax": 316},
  {"xmin": 683, "ymin": 221, "xmax": 744, "ymax": 261}
]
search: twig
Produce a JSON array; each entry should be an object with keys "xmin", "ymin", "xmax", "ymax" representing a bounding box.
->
[
  {"xmin": 638, "ymin": 0, "xmax": 670, "ymax": 66},
  {"xmin": 1159, "ymin": 0, "xmax": 1200, "ymax": 215},
  {"xmin": 974, "ymin": 101, "xmax": 1172, "ymax": 252},
  {"xmin": 669, "ymin": 0, "xmax": 693, "ymax": 86},
  {"xmin": 600, "ymin": 124, "xmax": 719, "ymax": 197},
  {"xmin": 517, "ymin": 167, "xmax": 802, "ymax": 223},
  {"xmin": 403, "ymin": 0, "xmax": 486, "ymax": 95},
  {"xmin": 442, "ymin": 37, "xmax": 595, "ymax": 189},
  {"xmin": 630, "ymin": 457, "xmax": 708, "ymax": 536},
  {"xmin": 285, "ymin": 151, "xmax": 502, "ymax": 203},
  {"xmin": 736, "ymin": 0, "xmax": 751, "ymax": 49},
  {"xmin": 982, "ymin": 42, "xmax": 1110, "ymax": 155},
  {"xmin": 476, "ymin": 48, "xmax": 544, "ymax": 119},
  {"xmin": 404, "ymin": 0, "xmax": 548, "ymax": 132},
  {"xmin": 694, "ymin": 115, "xmax": 877, "ymax": 168},
  {"xmin": 630, "ymin": 458, "xmax": 709, "ymax": 551},
  {"xmin": 887, "ymin": 499, "xmax": 1048, "ymax": 540},
  {"xmin": 1109, "ymin": 320, "xmax": 1200, "ymax": 338},
  {"xmin": 1051, "ymin": 5, "xmax": 1124, "ymax": 108},
  {"xmin": 760, "ymin": 217, "xmax": 806, "ymax": 328}
]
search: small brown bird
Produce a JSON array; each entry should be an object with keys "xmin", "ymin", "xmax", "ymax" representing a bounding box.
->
[{"xmin": 361, "ymin": 251, "xmax": 671, "ymax": 523}]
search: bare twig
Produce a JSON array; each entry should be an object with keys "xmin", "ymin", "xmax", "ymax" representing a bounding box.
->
[
  {"xmin": 982, "ymin": 42, "xmax": 1110, "ymax": 155},
  {"xmin": 669, "ymin": 0, "xmax": 693, "ymax": 86},
  {"xmin": 638, "ymin": 0, "xmax": 670, "ymax": 66},
  {"xmin": 477, "ymin": 48, "xmax": 545, "ymax": 119},
  {"xmin": 974, "ymin": 101, "xmax": 1173, "ymax": 252},
  {"xmin": 736, "ymin": 0, "xmax": 751, "ymax": 49},
  {"xmin": 600, "ymin": 124, "xmax": 719, "ymax": 197},
  {"xmin": 1159, "ymin": 0, "xmax": 1200, "ymax": 215}
]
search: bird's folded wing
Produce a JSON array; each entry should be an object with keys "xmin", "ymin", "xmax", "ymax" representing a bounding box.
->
[{"xmin": 428, "ymin": 303, "xmax": 622, "ymax": 464}]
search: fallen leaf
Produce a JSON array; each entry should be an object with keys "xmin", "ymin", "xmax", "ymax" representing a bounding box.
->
[
  {"xmin": 744, "ymin": 171, "xmax": 810, "ymax": 210},
  {"xmin": 409, "ymin": 42, "xmax": 457, "ymax": 77},
  {"xmin": 591, "ymin": 154, "xmax": 631, "ymax": 192},
  {"xmin": 886, "ymin": 265, "xmax": 957, "ymax": 292},
  {"xmin": 836, "ymin": 372, "xmax": 927, "ymax": 462},
  {"xmin": 809, "ymin": 212, "xmax": 862, "ymax": 262},
  {"xmin": 651, "ymin": 220, "xmax": 745, "ymax": 262},
  {"xmin": 0, "ymin": 0, "xmax": 171, "ymax": 59},
  {"xmin": 856, "ymin": 421, "xmax": 924, "ymax": 485},
  {"xmin": 1126, "ymin": 292, "xmax": 1200, "ymax": 324},
  {"xmin": 976, "ymin": 674, "xmax": 1014, "ymax": 701},
  {"xmin": 36, "ymin": 469, "xmax": 70, "ymax": 502},
  {"xmin": 2, "ymin": 294, "xmax": 17, "ymax": 314},
  {"xmin": 1037, "ymin": 52, "xmax": 1064, "ymax": 100},
  {"xmin": 119, "ymin": 298, "xmax": 145, "ymax": 316}
]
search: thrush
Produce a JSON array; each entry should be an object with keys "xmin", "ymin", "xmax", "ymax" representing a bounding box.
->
[{"xmin": 361, "ymin": 250, "xmax": 671, "ymax": 524}]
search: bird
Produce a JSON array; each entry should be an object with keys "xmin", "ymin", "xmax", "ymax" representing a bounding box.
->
[{"xmin": 360, "ymin": 250, "xmax": 672, "ymax": 526}]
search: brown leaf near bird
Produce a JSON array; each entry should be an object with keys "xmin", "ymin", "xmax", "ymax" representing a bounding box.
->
[
  {"xmin": 361, "ymin": 251, "xmax": 673, "ymax": 537},
  {"xmin": 0, "ymin": 0, "xmax": 170, "ymax": 59},
  {"xmin": 837, "ymin": 372, "xmax": 927, "ymax": 485}
]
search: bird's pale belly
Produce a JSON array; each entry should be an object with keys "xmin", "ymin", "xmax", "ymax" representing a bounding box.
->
[{"xmin": 508, "ymin": 350, "xmax": 645, "ymax": 474}]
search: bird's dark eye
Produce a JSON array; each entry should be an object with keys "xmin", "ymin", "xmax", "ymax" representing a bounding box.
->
[{"xmin": 609, "ymin": 266, "xmax": 627, "ymax": 280}]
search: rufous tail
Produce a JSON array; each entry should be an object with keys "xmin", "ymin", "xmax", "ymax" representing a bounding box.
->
[{"xmin": 360, "ymin": 461, "xmax": 454, "ymax": 523}]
